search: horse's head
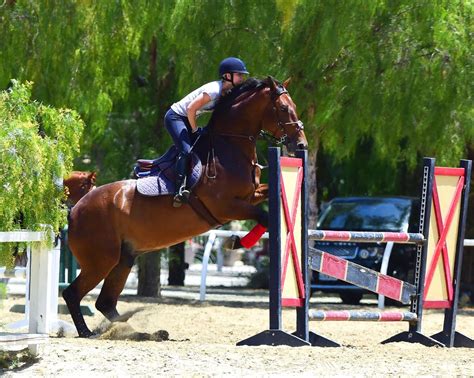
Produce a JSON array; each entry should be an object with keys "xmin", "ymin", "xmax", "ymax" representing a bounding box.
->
[
  {"xmin": 261, "ymin": 77, "xmax": 308, "ymax": 154},
  {"xmin": 64, "ymin": 171, "xmax": 97, "ymax": 207}
]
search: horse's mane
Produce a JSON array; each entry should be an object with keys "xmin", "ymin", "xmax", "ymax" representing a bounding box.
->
[{"xmin": 213, "ymin": 77, "xmax": 272, "ymax": 114}]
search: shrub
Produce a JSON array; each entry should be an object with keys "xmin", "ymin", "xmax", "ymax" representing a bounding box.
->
[{"xmin": 0, "ymin": 80, "xmax": 84, "ymax": 266}]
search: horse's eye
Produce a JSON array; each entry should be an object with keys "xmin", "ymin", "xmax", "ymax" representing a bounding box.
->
[{"xmin": 280, "ymin": 105, "xmax": 289, "ymax": 112}]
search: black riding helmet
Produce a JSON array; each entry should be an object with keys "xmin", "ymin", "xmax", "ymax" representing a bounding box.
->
[{"xmin": 219, "ymin": 57, "xmax": 249, "ymax": 86}]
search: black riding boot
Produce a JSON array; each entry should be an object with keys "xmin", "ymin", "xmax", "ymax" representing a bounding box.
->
[{"xmin": 173, "ymin": 152, "xmax": 191, "ymax": 207}]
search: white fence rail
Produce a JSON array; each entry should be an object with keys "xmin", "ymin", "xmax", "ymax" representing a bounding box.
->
[
  {"xmin": 0, "ymin": 230, "xmax": 73, "ymax": 354},
  {"xmin": 198, "ymin": 230, "xmax": 268, "ymax": 301}
]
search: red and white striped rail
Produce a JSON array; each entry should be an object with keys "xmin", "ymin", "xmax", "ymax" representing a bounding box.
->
[
  {"xmin": 308, "ymin": 310, "xmax": 418, "ymax": 322},
  {"xmin": 308, "ymin": 230, "xmax": 425, "ymax": 244}
]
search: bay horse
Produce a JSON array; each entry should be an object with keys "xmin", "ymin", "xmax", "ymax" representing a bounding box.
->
[
  {"xmin": 64, "ymin": 77, "xmax": 308, "ymax": 337},
  {"xmin": 63, "ymin": 171, "xmax": 97, "ymax": 207},
  {"xmin": 10, "ymin": 171, "xmax": 96, "ymax": 268}
]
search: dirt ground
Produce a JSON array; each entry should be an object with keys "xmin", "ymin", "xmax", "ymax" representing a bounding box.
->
[{"xmin": 1, "ymin": 289, "xmax": 474, "ymax": 376}]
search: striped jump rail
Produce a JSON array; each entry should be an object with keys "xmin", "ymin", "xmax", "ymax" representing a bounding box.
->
[
  {"xmin": 308, "ymin": 310, "xmax": 418, "ymax": 322},
  {"xmin": 309, "ymin": 247, "xmax": 416, "ymax": 304},
  {"xmin": 308, "ymin": 230, "xmax": 425, "ymax": 244}
]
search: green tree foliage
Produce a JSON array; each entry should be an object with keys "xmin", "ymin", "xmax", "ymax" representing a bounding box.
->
[
  {"xmin": 283, "ymin": 0, "xmax": 473, "ymax": 195},
  {"xmin": 1, "ymin": 0, "xmax": 472, "ymax": 196},
  {"xmin": 0, "ymin": 81, "xmax": 83, "ymax": 231},
  {"xmin": 0, "ymin": 81, "xmax": 83, "ymax": 265},
  {"xmin": 0, "ymin": 1, "xmax": 165, "ymax": 159},
  {"xmin": 168, "ymin": 0, "xmax": 285, "ymax": 88}
]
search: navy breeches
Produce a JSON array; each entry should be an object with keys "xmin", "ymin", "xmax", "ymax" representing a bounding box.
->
[{"xmin": 164, "ymin": 109, "xmax": 192, "ymax": 154}]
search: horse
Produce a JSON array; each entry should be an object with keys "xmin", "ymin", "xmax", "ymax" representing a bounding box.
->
[
  {"xmin": 8, "ymin": 171, "xmax": 96, "ymax": 269},
  {"xmin": 63, "ymin": 76, "xmax": 308, "ymax": 337},
  {"xmin": 63, "ymin": 171, "xmax": 97, "ymax": 207}
]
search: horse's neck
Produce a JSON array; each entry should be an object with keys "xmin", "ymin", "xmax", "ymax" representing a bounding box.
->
[
  {"xmin": 204, "ymin": 87, "xmax": 269, "ymax": 165},
  {"xmin": 213, "ymin": 89, "xmax": 269, "ymax": 137}
]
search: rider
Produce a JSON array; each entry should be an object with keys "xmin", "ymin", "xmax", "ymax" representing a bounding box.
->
[{"xmin": 164, "ymin": 57, "xmax": 249, "ymax": 207}]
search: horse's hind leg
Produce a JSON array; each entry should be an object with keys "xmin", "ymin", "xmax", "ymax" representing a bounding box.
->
[
  {"xmin": 95, "ymin": 244, "xmax": 136, "ymax": 321},
  {"xmin": 63, "ymin": 265, "xmax": 112, "ymax": 338}
]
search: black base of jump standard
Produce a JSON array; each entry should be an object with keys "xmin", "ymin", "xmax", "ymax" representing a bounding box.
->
[
  {"xmin": 430, "ymin": 331, "xmax": 474, "ymax": 348},
  {"xmin": 307, "ymin": 332, "xmax": 341, "ymax": 347},
  {"xmin": 381, "ymin": 331, "xmax": 445, "ymax": 347},
  {"xmin": 237, "ymin": 330, "xmax": 310, "ymax": 347},
  {"xmin": 237, "ymin": 330, "xmax": 341, "ymax": 348}
]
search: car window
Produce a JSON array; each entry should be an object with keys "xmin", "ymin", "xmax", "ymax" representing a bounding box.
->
[{"xmin": 318, "ymin": 199, "xmax": 412, "ymax": 232}]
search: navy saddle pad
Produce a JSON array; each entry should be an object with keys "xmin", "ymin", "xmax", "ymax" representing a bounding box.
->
[{"xmin": 135, "ymin": 146, "xmax": 202, "ymax": 197}]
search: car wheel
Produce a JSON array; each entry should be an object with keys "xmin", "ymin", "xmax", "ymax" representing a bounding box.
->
[{"xmin": 339, "ymin": 292, "xmax": 363, "ymax": 305}]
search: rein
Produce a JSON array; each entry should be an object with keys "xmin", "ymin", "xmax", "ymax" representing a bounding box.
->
[
  {"xmin": 258, "ymin": 130, "xmax": 288, "ymax": 145},
  {"xmin": 214, "ymin": 132, "xmax": 257, "ymax": 143}
]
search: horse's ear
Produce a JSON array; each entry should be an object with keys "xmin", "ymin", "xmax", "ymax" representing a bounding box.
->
[
  {"xmin": 283, "ymin": 77, "xmax": 291, "ymax": 88},
  {"xmin": 88, "ymin": 172, "xmax": 97, "ymax": 185},
  {"xmin": 267, "ymin": 76, "xmax": 277, "ymax": 90}
]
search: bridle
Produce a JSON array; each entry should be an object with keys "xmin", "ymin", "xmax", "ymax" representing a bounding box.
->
[
  {"xmin": 212, "ymin": 82, "xmax": 304, "ymax": 146},
  {"xmin": 261, "ymin": 85, "xmax": 304, "ymax": 145}
]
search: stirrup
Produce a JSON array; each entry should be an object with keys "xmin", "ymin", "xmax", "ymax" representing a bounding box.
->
[{"xmin": 173, "ymin": 188, "xmax": 190, "ymax": 208}]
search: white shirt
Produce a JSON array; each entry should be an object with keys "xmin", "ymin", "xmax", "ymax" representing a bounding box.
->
[{"xmin": 171, "ymin": 80, "xmax": 223, "ymax": 117}]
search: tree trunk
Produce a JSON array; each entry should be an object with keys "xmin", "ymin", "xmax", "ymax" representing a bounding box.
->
[
  {"xmin": 137, "ymin": 251, "xmax": 161, "ymax": 297},
  {"xmin": 308, "ymin": 148, "xmax": 319, "ymax": 230},
  {"xmin": 306, "ymin": 107, "xmax": 320, "ymax": 230},
  {"xmin": 463, "ymin": 146, "xmax": 474, "ymax": 302},
  {"xmin": 168, "ymin": 242, "xmax": 187, "ymax": 286},
  {"xmin": 466, "ymin": 145, "xmax": 474, "ymax": 239}
]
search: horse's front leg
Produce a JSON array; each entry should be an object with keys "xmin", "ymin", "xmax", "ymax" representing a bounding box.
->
[
  {"xmin": 249, "ymin": 184, "xmax": 268, "ymax": 206},
  {"xmin": 218, "ymin": 199, "xmax": 268, "ymax": 250},
  {"xmin": 218, "ymin": 198, "xmax": 268, "ymax": 226}
]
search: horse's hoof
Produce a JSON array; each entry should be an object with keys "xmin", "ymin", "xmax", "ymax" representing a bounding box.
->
[
  {"xmin": 78, "ymin": 329, "xmax": 96, "ymax": 338},
  {"xmin": 222, "ymin": 235, "xmax": 242, "ymax": 250}
]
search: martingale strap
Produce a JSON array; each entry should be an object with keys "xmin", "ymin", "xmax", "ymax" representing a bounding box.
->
[{"xmin": 188, "ymin": 194, "xmax": 222, "ymax": 228}]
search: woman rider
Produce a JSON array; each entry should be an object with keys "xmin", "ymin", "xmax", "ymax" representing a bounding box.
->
[{"xmin": 164, "ymin": 57, "xmax": 249, "ymax": 207}]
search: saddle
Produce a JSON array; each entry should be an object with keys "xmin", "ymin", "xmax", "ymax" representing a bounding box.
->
[{"xmin": 134, "ymin": 146, "xmax": 202, "ymax": 197}]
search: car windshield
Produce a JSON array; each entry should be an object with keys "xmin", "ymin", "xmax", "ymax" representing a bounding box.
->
[{"xmin": 317, "ymin": 198, "xmax": 412, "ymax": 232}]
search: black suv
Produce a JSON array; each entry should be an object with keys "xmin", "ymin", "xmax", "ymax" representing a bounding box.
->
[{"xmin": 311, "ymin": 197, "xmax": 420, "ymax": 304}]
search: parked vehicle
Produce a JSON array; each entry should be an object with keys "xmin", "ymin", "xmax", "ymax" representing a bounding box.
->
[{"xmin": 311, "ymin": 196, "xmax": 420, "ymax": 304}]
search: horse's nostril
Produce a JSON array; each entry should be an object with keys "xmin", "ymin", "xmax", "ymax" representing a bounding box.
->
[{"xmin": 297, "ymin": 143, "xmax": 307, "ymax": 150}]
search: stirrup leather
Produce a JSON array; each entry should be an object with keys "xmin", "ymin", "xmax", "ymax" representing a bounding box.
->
[{"xmin": 173, "ymin": 152, "xmax": 191, "ymax": 207}]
